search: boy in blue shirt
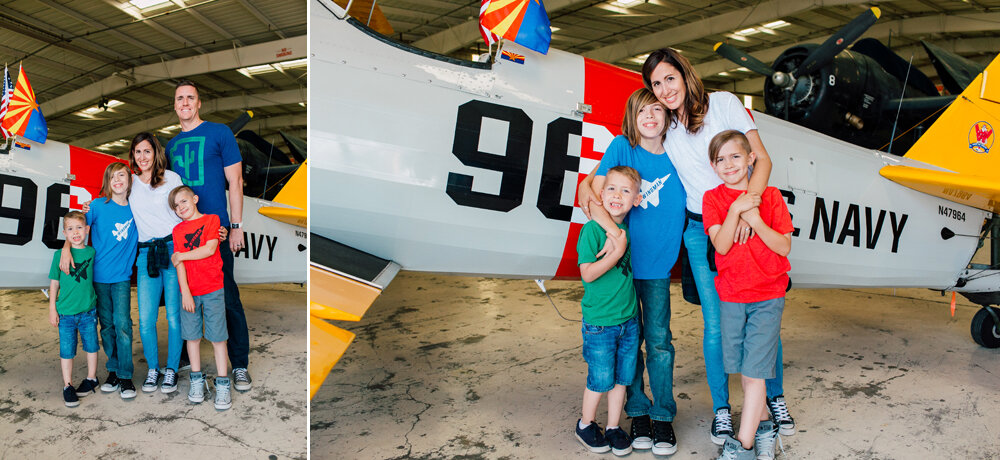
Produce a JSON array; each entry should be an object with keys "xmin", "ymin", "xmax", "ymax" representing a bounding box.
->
[
  {"xmin": 574, "ymin": 166, "xmax": 644, "ymax": 456},
  {"xmin": 48, "ymin": 211, "xmax": 100, "ymax": 407}
]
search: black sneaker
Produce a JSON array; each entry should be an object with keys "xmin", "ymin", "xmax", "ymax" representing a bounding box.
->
[
  {"xmin": 574, "ymin": 420, "xmax": 610, "ymax": 453},
  {"xmin": 233, "ymin": 368, "xmax": 252, "ymax": 391},
  {"xmin": 63, "ymin": 385, "xmax": 80, "ymax": 407},
  {"xmin": 651, "ymin": 420, "xmax": 677, "ymax": 455},
  {"xmin": 141, "ymin": 368, "xmax": 160, "ymax": 393},
  {"xmin": 75, "ymin": 378, "xmax": 99, "ymax": 397},
  {"xmin": 605, "ymin": 427, "xmax": 633, "ymax": 457},
  {"xmin": 711, "ymin": 407, "xmax": 734, "ymax": 445},
  {"xmin": 101, "ymin": 372, "xmax": 120, "ymax": 393},
  {"xmin": 161, "ymin": 368, "xmax": 178, "ymax": 394},
  {"xmin": 629, "ymin": 415, "xmax": 653, "ymax": 450},
  {"xmin": 767, "ymin": 395, "xmax": 796, "ymax": 435},
  {"xmin": 120, "ymin": 379, "xmax": 137, "ymax": 399}
]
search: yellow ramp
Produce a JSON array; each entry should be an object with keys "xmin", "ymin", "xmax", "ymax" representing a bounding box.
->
[{"xmin": 309, "ymin": 256, "xmax": 400, "ymax": 398}]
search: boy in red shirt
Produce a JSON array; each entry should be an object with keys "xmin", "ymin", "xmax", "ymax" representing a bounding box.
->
[
  {"xmin": 169, "ymin": 185, "xmax": 232, "ymax": 410},
  {"xmin": 701, "ymin": 130, "xmax": 793, "ymax": 460}
]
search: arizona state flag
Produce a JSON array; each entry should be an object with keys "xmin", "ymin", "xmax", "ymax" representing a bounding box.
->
[
  {"xmin": 480, "ymin": 0, "xmax": 551, "ymax": 54},
  {"xmin": 1, "ymin": 65, "xmax": 47, "ymax": 144}
]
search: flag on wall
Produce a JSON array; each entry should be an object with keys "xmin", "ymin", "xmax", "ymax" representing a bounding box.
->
[
  {"xmin": 480, "ymin": 0, "xmax": 552, "ymax": 54},
  {"xmin": 1, "ymin": 65, "xmax": 47, "ymax": 143},
  {"xmin": 0, "ymin": 66, "xmax": 13, "ymax": 139}
]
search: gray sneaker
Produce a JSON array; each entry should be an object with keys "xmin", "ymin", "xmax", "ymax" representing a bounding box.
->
[
  {"xmin": 214, "ymin": 377, "xmax": 232, "ymax": 410},
  {"xmin": 188, "ymin": 372, "xmax": 208, "ymax": 403},
  {"xmin": 754, "ymin": 421, "xmax": 781, "ymax": 460},
  {"xmin": 233, "ymin": 368, "xmax": 252, "ymax": 391},
  {"xmin": 717, "ymin": 435, "xmax": 755, "ymax": 460}
]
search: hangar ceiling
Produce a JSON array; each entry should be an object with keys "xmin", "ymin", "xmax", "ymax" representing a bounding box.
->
[
  {"xmin": 368, "ymin": 0, "xmax": 1000, "ymax": 98},
  {"xmin": 0, "ymin": 0, "xmax": 306, "ymax": 155}
]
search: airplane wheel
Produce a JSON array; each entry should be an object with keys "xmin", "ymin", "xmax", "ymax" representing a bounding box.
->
[{"xmin": 971, "ymin": 308, "xmax": 1000, "ymax": 348}]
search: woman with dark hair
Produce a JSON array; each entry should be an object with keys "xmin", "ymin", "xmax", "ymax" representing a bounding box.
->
[
  {"xmin": 579, "ymin": 48, "xmax": 794, "ymax": 456},
  {"xmin": 126, "ymin": 132, "xmax": 187, "ymax": 395}
]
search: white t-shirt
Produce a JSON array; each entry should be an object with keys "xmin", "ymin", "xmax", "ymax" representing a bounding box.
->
[
  {"xmin": 664, "ymin": 91, "xmax": 757, "ymax": 214},
  {"xmin": 130, "ymin": 169, "xmax": 184, "ymax": 242}
]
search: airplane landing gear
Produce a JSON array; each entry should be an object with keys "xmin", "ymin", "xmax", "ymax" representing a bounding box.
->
[{"xmin": 971, "ymin": 307, "xmax": 1000, "ymax": 348}]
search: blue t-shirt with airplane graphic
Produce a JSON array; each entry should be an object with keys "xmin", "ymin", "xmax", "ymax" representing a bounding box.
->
[
  {"xmin": 595, "ymin": 135, "xmax": 686, "ymax": 279},
  {"xmin": 166, "ymin": 121, "xmax": 242, "ymax": 228},
  {"xmin": 87, "ymin": 198, "xmax": 138, "ymax": 284}
]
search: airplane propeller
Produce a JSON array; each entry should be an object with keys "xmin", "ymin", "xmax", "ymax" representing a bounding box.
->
[{"xmin": 714, "ymin": 7, "xmax": 881, "ymax": 89}]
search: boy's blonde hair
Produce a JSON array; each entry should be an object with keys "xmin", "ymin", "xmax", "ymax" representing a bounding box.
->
[
  {"xmin": 621, "ymin": 88, "xmax": 666, "ymax": 147},
  {"xmin": 63, "ymin": 210, "xmax": 86, "ymax": 227},
  {"xmin": 708, "ymin": 129, "xmax": 752, "ymax": 163},
  {"xmin": 100, "ymin": 162, "xmax": 132, "ymax": 203},
  {"xmin": 607, "ymin": 165, "xmax": 641, "ymax": 190},
  {"xmin": 168, "ymin": 185, "xmax": 196, "ymax": 211}
]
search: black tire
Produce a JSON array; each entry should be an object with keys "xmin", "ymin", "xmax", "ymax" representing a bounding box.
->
[{"xmin": 971, "ymin": 308, "xmax": 1000, "ymax": 348}]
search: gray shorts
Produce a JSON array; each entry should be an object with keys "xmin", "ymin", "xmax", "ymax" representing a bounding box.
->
[
  {"xmin": 180, "ymin": 288, "xmax": 228, "ymax": 343},
  {"xmin": 720, "ymin": 297, "xmax": 784, "ymax": 379}
]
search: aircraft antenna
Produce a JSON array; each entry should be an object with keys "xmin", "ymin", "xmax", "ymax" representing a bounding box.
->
[
  {"xmin": 533, "ymin": 280, "xmax": 580, "ymax": 322},
  {"xmin": 887, "ymin": 53, "xmax": 915, "ymax": 155}
]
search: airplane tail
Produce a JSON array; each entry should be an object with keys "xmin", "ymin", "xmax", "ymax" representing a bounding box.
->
[
  {"xmin": 257, "ymin": 160, "xmax": 307, "ymax": 227},
  {"xmin": 880, "ymin": 54, "xmax": 1000, "ymax": 214}
]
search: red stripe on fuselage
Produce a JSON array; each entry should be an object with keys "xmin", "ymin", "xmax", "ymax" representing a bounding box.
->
[
  {"xmin": 553, "ymin": 59, "xmax": 644, "ymax": 279},
  {"xmin": 69, "ymin": 145, "xmax": 127, "ymax": 208}
]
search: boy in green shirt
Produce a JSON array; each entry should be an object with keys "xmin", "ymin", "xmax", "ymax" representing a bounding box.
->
[
  {"xmin": 574, "ymin": 166, "xmax": 643, "ymax": 456},
  {"xmin": 48, "ymin": 211, "xmax": 100, "ymax": 407}
]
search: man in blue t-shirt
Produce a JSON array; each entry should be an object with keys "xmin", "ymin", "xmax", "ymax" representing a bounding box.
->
[{"xmin": 166, "ymin": 80, "xmax": 253, "ymax": 392}]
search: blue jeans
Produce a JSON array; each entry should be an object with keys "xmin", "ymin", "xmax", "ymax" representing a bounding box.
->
[
  {"xmin": 59, "ymin": 309, "xmax": 99, "ymax": 359},
  {"xmin": 582, "ymin": 316, "xmax": 639, "ymax": 392},
  {"xmin": 684, "ymin": 217, "xmax": 785, "ymax": 410},
  {"xmin": 625, "ymin": 278, "xmax": 677, "ymax": 422},
  {"xmin": 136, "ymin": 241, "xmax": 182, "ymax": 372},
  {"xmin": 95, "ymin": 280, "xmax": 134, "ymax": 379},
  {"xmin": 220, "ymin": 244, "xmax": 249, "ymax": 369}
]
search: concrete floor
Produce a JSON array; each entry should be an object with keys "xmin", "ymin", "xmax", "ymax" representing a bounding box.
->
[
  {"xmin": 0, "ymin": 283, "xmax": 307, "ymax": 459},
  {"xmin": 312, "ymin": 272, "xmax": 1000, "ymax": 459}
]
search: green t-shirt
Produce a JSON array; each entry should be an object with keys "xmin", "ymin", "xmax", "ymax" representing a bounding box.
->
[
  {"xmin": 48, "ymin": 247, "xmax": 97, "ymax": 315},
  {"xmin": 577, "ymin": 221, "xmax": 638, "ymax": 326}
]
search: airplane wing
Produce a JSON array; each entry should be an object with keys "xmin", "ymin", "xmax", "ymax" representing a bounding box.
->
[
  {"xmin": 880, "ymin": 55, "xmax": 1000, "ymax": 214},
  {"xmin": 309, "ymin": 233, "xmax": 400, "ymax": 397}
]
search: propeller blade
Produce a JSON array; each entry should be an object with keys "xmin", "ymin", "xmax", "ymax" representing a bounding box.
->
[
  {"xmin": 713, "ymin": 42, "xmax": 774, "ymax": 77},
  {"xmin": 280, "ymin": 131, "xmax": 307, "ymax": 163},
  {"xmin": 794, "ymin": 7, "xmax": 880, "ymax": 76},
  {"xmin": 227, "ymin": 110, "xmax": 254, "ymax": 134}
]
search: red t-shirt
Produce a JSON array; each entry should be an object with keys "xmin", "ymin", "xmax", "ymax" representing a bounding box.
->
[
  {"xmin": 702, "ymin": 185, "xmax": 793, "ymax": 302},
  {"xmin": 171, "ymin": 213, "xmax": 223, "ymax": 296}
]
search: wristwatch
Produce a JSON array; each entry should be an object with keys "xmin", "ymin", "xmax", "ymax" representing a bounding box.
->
[{"xmin": 230, "ymin": 222, "xmax": 242, "ymax": 229}]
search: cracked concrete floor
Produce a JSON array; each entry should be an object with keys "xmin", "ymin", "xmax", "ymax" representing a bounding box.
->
[
  {"xmin": 0, "ymin": 283, "xmax": 306, "ymax": 459},
  {"xmin": 312, "ymin": 272, "xmax": 1000, "ymax": 459}
]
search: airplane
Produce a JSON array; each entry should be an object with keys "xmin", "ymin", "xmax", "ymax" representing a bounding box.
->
[
  {"xmin": 0, "ymin": 129, "xmax": 307, "ymax": 289},
  {"xmin": 713, "ymin": 7, "xmax": 989, "ymax": 154},
  {"xmin": 308, "ymin": 0, "xmax": 1000, "ymax": 397}
]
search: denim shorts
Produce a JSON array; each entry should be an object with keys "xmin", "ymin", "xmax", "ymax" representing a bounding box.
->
[
  {"xmin": 720, "ymin": 297, "xmax": 784, "ymax": 379},
  {"xmin": 581, "ymin": 316, "xmax": 639, "ymax": 393},
  {"xmin": 59, "ymin": 309, "xmax": 99, "ymax": 359},
  {"xmin": 180, "ymin": 288, "xmax": 229, "ymax": 342}
]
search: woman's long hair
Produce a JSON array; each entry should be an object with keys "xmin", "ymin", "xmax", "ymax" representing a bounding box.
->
[
  {"xmin": 641, "ymin": 48, "xmax": 709, "ymax": 134},
  {"xmin": 128, "ymin": 132, "xmax": 168, "ymax": 189},
  {"xmin": 100, "ymin": 162, "xmax": 133, "ymax": 203}
]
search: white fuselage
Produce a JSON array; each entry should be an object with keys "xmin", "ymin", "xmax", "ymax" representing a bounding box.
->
[{"xmin": 311, "ymin": 8, "xmax": 986, "ymax": 289}]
